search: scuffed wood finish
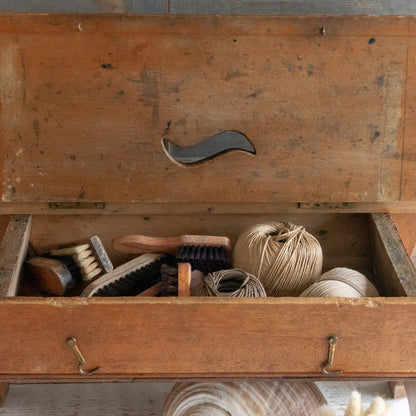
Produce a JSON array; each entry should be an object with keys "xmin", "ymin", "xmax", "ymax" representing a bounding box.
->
[
  {"xmin": 401, "ymin": 38, "xmax": 416, "ymax": 201},
  {"xmin": 0, "ymin": 15, "xmax": 412, "ymax": 205},
  {"xmin": 369, "ymin": 214, "xmax": 416, "ymax": 296},
  {"xmin": 0, "ymin": 215, "xmax": 31, "ymax": 296},
  {"xmin": 169, "ymin": 0, "xmax": 416, "ymax": 14},
  {"xmin": 2, "ymin": 297, "xmax": 416, "ymax": 379}
]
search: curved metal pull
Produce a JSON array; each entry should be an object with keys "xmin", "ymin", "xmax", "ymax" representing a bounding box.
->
[
  {"xmin": 66, "ymin": 337, "xmax": 101, "ymax": 376},
  {"xmin": 321, "ymin": 335, "xmax": 343, "ymax": 376},
  {"xmin": 162, "ymin": 130, "xmax": 255, "ymax": 166}
]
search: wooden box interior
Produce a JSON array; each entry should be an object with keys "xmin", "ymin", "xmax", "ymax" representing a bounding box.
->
[{"xmin": 14, "ymin": 212, "xmax": 410, "ymax": 298}]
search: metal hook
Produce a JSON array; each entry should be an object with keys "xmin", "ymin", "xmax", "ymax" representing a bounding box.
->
[
  {"xmin": 321, "ymin": 335, "xmax": 343, "ymax": 376},
  {"xmin": 67, "ymin": 337, "xmax": 101, "ymax": 376}
]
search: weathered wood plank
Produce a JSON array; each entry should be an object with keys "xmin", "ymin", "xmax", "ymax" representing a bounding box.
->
[
  {"xmin": 0, "ymin": 15, "xmax": 410, "ymax": 204},
  {"xmin": 2, "ymin": 298, "xmax": 416, "ymax": 379},
  {"xmin": 0, "ymin": 0, "xmax": 125, "ymax": 13},
  {"xmin": 169, "ymin": 0, "xmax": 416, "ymax": 14},
  {"xmin": 124, "ymin": 0, "xmax": 167, "ymax": 13},
  {"xmin": 370, "ymin": 214, "xmax": 416, "ymax": 297},
  {"xmin": 0, "ymin": 215, "xmax": 31, "ymax": 296},
  {"xmin": 401, "ymin": 38, "xmax": 416, "ymax": 201}
]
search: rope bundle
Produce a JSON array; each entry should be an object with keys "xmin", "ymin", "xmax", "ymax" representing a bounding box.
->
[
  {"xmin": 233, "ymin": 221, "xmax": 323, "ymax": 296},
  {"xmin": 163, "ymin": 381, "xmax": 327, "ymax": 416},
  {"xmin": 195, "ymin": 268, "xmax": 266, "ymax": 297},
  {"xmin": 300, "ymin": 267, "xmax": 379, "ymax": 298}
]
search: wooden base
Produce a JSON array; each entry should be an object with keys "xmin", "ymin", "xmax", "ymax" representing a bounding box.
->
[
  {"xmin": 389, "ymin": 381, "xmax": 407, "ymax": 399},
  {"xmin": 0, "ymin": 382, "xmax": 9, "ymax": 407}
]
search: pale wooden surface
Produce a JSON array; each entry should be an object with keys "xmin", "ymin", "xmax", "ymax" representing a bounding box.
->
[
  {"xmin": 0, "ymin": 15, "xmax": 413, "ymax": 205},
  {"xmin": 0, "ymin": 216, "xmax": 31, "ymax": 297}
]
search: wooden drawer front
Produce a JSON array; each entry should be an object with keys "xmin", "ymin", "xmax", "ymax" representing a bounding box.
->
[
  {"xmin": 1, "ymin": 298, "xmax": 416, "ymax": 379},
  {"xmin": 1, "ymin": 15, "xmax": 415, "ymax": 204}
]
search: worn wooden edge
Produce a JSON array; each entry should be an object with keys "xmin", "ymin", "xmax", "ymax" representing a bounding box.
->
[
  {"xmin": 1, "ymin": 296, "xmax": 416, "ymax": 306},
  {"xmin": 0, "ymin": 382, "xmax": 8, "ymax": 407},
  {"xmin": 389, "ymin": 381, "xmax": 407, "ymax": 399},
  {"xmin": 370, "ymin": 213, "xmax": 416, "ymax": 296},
  {"xmin": 3, "ymin": 373, "xmax": 416, "ymax": 382},
  {"xmin": 0, "ymin": 14, "xmax": 414, "ymax": 36},
  {"xmin": 0, "ymin": 215, "xmax": 32, "ymax": 297},
  {"xmin": 3, "ymin": 202, "xmax": 416, "ymax": 215},
  {"xmin": 3, "ymin": 376, "xmax": 416, "ymax": 383}
]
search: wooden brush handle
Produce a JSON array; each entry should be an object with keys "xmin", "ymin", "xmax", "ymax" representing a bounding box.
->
[
  {"xmin": 178, "ymin": 263, "xmax": 192, "ymax": 297},
  {"xmin": 112, "ymin": 234, "xmax": 231, "ymax": 254}
]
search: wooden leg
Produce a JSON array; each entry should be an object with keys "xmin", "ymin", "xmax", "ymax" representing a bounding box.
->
[
  {"xmin": 405, "ymin": 382, "xmax": 416, "ymax": 416},
  {"xmin": 0, "ymin": 382, "xmax": 9, "ymax": 407},
  {"xmin": 389, "ymin": 381, "xmax": 407, "ymax": 399}
]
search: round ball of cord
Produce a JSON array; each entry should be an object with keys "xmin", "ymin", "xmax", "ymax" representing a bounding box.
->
[
  {"xmin": 300, "ymin": 267, "xmax": 380, "ymax": 297},
  {"xmin": 233, "ymin": 221, "xmax": 323, "ymax": 297},
  {"xmin": 195, "ymin": 268, "xmax": 266, "ymax": 297}
]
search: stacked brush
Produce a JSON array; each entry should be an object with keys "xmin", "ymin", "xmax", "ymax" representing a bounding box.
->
[
  {"xmin": 25, "ymin": 236, "xmax": 113, "ymax": 296},
  {"xmin": 81, "ymin": 233, "xmax": 234, "ymax": 297}
]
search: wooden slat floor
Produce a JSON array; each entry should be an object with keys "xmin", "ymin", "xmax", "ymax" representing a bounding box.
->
[{"xmin": 0, "ymin": 381, "xmax": 410, "ymax": 415}]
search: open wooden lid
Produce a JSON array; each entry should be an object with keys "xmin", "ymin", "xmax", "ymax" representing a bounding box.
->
[{"xmin": 1, "ymin": 14, "xmax": 415, "ymax": 206}]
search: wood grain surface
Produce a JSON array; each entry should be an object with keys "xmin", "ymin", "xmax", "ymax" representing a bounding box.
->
[
  {"xmin": 0, "ymin": 15, "xmax": 413, "ymax": 205},
  {"xmin": 1, "ymin": 297, "xmax": 416, "ymax": 379},
  {"xmin": 0, "ymin": 215, "xmax": 31, "ymax": 297},
  {"xmin": 169, "ymin": 0, "xmax": 416, "ymax": 14}
]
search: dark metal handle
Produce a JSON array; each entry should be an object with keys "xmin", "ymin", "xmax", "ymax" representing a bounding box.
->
[{"xmin": 162, "ymin": 130, "xmax": 255, "ymax": 166}]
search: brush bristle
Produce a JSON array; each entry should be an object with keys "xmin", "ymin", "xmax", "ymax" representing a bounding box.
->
[
  {"xmin": 176, "ymin": 245, "xmax": 231, "ymax": 273},
  {"xmin": 46, "ymin": 238, "xmax": 112, "ymax": 282},
  {"xmin": 81, "ymin": 253, "xmax": 176, "ymax": 297},
  {"xmin": 161, "ymin": 264, "xmax": 178, "ymax": 296}
]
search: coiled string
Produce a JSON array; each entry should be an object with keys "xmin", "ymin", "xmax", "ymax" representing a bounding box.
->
[
  {"xmin": 233, "ymin": 221, "xmax": 323, "ymax": 296},
  {"xmin": 300, "ymin": 267, "xmax": 380, "ymax": 297},
  {"xmin": 195, "ymin": 269, "xmax": 266, "ymax": 297}
]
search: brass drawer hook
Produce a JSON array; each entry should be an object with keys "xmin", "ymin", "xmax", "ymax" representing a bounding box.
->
[
  {"xmin": 321, "ymin": 335, "xmax": 343, "ymax": 376},
  {"xmin": 66, "ymin": 337, "xmax": 101, "ymax": 376}
]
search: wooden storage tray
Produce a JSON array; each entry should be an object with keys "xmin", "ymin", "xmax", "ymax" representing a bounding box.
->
[
  {"xmin": 0, "ymin": 211, "xmax": 416, "ymax": 381},
  {"xmin": 1, "ymin": 14, "xmax": 416, "ymax": 384}
]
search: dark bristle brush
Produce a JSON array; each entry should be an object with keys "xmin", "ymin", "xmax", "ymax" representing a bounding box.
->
[
  {"xmin": 81, "ymin": 253, "xmax": 176, "ymax": 297},
  {"xmin": 112, "ymin": 234, "xmax": 232, "ymax": 274},
  {"xmin": 160, "ymin": 263, "xmax": 205, "ymax": 297},
  {"xmin": 45, "ymin": 236, "xmax": 113, "ymax": 283}
]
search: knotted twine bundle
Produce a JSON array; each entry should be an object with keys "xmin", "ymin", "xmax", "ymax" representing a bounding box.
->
[
  {"xmin": 233, "ymin": 221, "xmax": 323, "ymax": 296},
  {"xmin": 300, "ymin": 267, "xmax": 380, "ymax": 298},
  {"xmin": 163, "ymin": 381, "xmax": 327, "ymax": 416},
  {"xmin": 195, "ymin": 268, "xmax": 266, "ymax": 297}
]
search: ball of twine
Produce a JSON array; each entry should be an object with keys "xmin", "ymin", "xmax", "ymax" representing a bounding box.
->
[
  {"xmin": 300, "ymin": 267, "xmax": 380, "ymax": 297},
  {"xmin": 195, "ymin": 269, "xmax": 266, "ymax": 297},
  {"xmin": 233, "ymin": 221, "xmax": 323, "ymax": 296}
]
